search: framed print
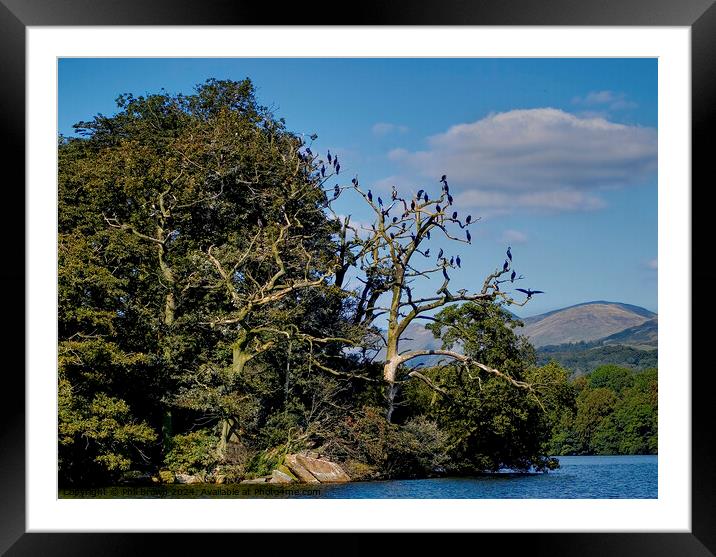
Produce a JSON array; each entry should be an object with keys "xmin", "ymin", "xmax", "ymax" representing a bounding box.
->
[{"xmin": 3, "ymin": 0, "xmax": 714, "ymax": 554}]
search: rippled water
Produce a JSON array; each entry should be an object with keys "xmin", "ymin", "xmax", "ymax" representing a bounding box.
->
[{"xmin": 60, "ymin": 455, "xmax": 657, "ymax": 499}]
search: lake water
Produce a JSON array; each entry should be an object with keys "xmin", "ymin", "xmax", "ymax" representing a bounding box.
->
[{"xmin": 60, "ymin": 455, "xmax": 657, "ymax": 499}]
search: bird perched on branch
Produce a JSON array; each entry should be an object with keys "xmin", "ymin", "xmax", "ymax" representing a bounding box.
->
[
  {"xmin": 466, "ymin": 230, "xmax": 472, "ymax": 243},
  {"xmin": 503, "ymin": 260, "xmax": 509, "ymax": 272},
  {"xmin": 511, "ymin": 270, "xmax": 516, "ymax": 283},
  {"xmin": 507, "ymin": 246, "xmax": 512, "ymax": 261},
  {"xmin": 367, "ymin": 190, "xmax": 373, "ymax": 202},
  {"xmin": 392, "ymin": 186, "xmax": 398, "ymax": 200},
  {"xmin": 465, "ymin": 215, "xmax": 472, "ymax": 225},
  {"xmin": 456, "ymin": 255, "xmax": 461, "ymax": 268},
  {"xmin": 327, "ymin": 150, "xmax": 332, "ymax": 164}
]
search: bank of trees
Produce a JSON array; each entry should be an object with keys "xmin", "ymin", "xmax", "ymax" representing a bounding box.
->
[
  {"xmin": 548, "ymin": 365, "xmax": 658, "ymax": 455},
  {"xmin": 58, "ymin": 79, "xmax": 654, "ymax": 485}
]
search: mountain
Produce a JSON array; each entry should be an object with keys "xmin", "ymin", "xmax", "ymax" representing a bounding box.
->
[
  {"xmin": 516, "ymin": 301, "xmax": 656, "ymax": 348},
  {"xmin": 375, "ymin": 301, "xmax": 657, "ymax": 373}
]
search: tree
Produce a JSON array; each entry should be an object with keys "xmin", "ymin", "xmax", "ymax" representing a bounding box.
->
[
  {"xmin": 330, "ymin": 178, "xmax": 540, "ymax": 420},
  {"xmin": 58, "ymin": 79, "xmax": 348, "ymax": 475},
  {"xmin": 407, "ymin": 302, "xmax": 571, "ymax": 471}
]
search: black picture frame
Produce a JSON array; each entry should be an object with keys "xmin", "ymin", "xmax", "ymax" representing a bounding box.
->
[{"xmin": 2, "ymin": 1, "xmax": 713, "ymax": 554}]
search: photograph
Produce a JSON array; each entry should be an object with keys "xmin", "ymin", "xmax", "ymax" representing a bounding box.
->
[{"xmin": 56, "ymin": 57, "xmax": 658, "ymax": 500}]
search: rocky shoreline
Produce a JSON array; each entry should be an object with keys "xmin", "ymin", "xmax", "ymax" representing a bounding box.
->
[{"xmin": 140, "ymin": 452, "xmax": 352, "ymax": 486}]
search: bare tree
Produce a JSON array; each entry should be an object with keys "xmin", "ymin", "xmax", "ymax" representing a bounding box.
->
[{"xmin": 329, "ymin": 175, "xmax": 539, "ymax": 421}]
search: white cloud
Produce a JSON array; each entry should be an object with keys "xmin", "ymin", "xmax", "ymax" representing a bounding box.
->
[
  {"xmin": 387, "ymin": 108, "xmax": 655, "ymax": 214},
  {"xmin": 501, "ymin": 229, "xmax": 528, "ymax": 244},
  {"xmin": 372, "ymin": 122, "xmax": 409, "ymax": 136},
  {"xmin": 573, "ymin": 90, "xmax": 638, "ymax": 111}
]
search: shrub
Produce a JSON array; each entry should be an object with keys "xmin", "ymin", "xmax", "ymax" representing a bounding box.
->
[{"xmin": 164, "ymin": 429, "xmax": 219, "ymax": 475}]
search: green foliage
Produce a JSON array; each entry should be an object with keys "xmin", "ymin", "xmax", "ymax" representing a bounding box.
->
[
  {"xmin": 324, "ymin": 406, "xmax": 448, "ymax": 479},
  {"xmin": 550, "ymin": 366, "xmax": 657, "ymax": 455},
  {"xmin": 537, "ymin": 343, "xmax": 657, "ymax": 375},
  {"xmin": 59, "ymin": 373, "xmax": 156, "ymax": 483},
  {"xmin": 588, "ymin": 365, "xmax": 634, "ymax": 393},
  {"xmin": 416, "ymin": 302, "xmax": 569, "ymax": 472},
  {"xmin": 163, "ymin": 430, "xmax": 220, "ymax": 475}
]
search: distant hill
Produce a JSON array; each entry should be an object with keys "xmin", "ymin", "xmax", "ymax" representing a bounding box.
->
[
  {"xmin": 376, "ymin": 300, "xmax": 657, "ymax": 374},
  {"xmin": 534, "ymin": 314, "xmax": 658, "ymax": 375},
  {"xmin": 599, "ymin": 317, "xmax": 658, "ymax": 349},
  {"xmin": 517, "ymin": 301, "xmax": 656, "ymax": 348}
]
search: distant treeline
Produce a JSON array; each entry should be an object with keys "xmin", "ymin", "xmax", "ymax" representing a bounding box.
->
[
  {"xmin": 548, "ymin": 365, "xmax": 657, "ymax": 456},
  {"xmin": 537, "ymin": 342, "xmax": 658, "ymax": 376}
]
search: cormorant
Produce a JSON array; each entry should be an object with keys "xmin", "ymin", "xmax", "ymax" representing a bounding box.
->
[
  {"xmin": 516, "ymin": 288, "xmax": 544, "ymax": 299},
  {"xmin": 452, "ymin": 211, "xmax": 458, "ymax": 220},
  {"xmin": 503, "ymin": 260, "xmax": 509, "ymax": 272},
  {"xmin": 465, "ymin": 215, "xmax": 472, "ymax": 224},
  {"xmin": 456, "ymin": 255, "xmax": 461, "ymax": 268},
  {"xmin": 367, "ymin": 190, "xmax": 373, "ymax": 202},
  {"xmin": 327, "ymin": 151, "xmax": 332, "ymax": 164},
  {"xmin": 510, "ymin": 270, "xmax": 516, "ymax": 283},
  {"xmin": 466, "ymin": 230, "xmax": 472, "ymax": 243},
  {"xmin": 438, "ymin": 248, "xmax": 444, "ymax": 259},
  {"xmin": 507, "ymin": 246, "xmax": 512, "ymax": 261}
]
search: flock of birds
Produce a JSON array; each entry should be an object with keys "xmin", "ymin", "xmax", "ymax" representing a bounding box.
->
[{"xmin": 306, "ymin": 151, "xmax": 547, "ymax": 302}]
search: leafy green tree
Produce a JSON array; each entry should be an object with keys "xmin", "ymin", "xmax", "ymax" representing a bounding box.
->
[
  {"xmin": 588, "ymin": 364, "xmax": 635, "ymax": 393},
  {"xmin": 406, "ymin": 302, "xmax": 572, "ymax": 472},
  {"xmin": 58, "ymin": 79, "xmax": 351, "ymax": 481}
]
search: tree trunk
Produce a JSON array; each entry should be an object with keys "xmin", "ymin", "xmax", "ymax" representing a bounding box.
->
[
  {"xmin": 383, "ymin": 326, "xmax": 400, "ymax": 422},
  {"xmin": 386, "ymin": 382, "xmax": 399, "ymax": 423},
  {"xmin": 219, "ymin": 417, "xmax": 240, "ymax": 460}
]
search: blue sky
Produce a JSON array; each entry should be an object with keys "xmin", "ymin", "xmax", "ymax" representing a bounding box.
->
[{"xmin": 58, "ymin": 58, "xmax": 658, "ymax": 317}]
